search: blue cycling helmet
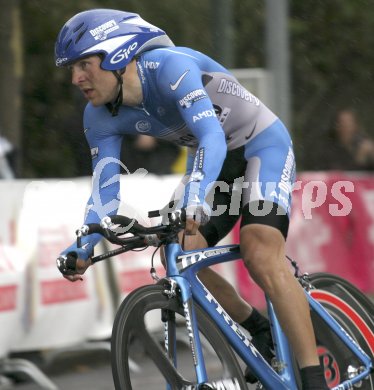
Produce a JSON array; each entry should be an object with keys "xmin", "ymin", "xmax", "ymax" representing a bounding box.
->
[
  {"xmin": 55, "ymin": 9, "xmax": 174, "ymax": 115},
  {"xmin": 55, "ymin": 9, "xmax": 174, "ymax": 69}
]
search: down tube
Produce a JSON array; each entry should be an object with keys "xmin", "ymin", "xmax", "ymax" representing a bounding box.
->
[{"xmin": 181, "ymin": 253, "xmax": 289, "ymax": 389}]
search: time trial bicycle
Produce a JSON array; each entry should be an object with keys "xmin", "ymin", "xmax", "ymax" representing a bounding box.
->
[{"xmin": 57, "ymin": 210, "xmax": 374, "ymax": 389}]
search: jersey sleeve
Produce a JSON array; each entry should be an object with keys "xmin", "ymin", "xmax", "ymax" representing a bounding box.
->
[
  {"xmin": 80, "ymin": 105, "xmax": 123, "ymax": 250},
  {"xmin": 157, "ymin": 53, "xmax": 227, "ymax": 208}
]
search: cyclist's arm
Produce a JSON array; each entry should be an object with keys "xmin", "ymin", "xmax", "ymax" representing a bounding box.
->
[
  {"xmin": 168, "ymin": 147, "xmax": 195, "ymax": 203},
  {"xmin": 158, "ymin": 57, "xmax": 227, "ymax": 219},
  {"xmin": 59, "ymin": 105, "xmax": 123, "ymax": 267}
]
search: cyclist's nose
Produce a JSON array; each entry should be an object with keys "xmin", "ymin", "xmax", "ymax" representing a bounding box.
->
[{"xmin": 71, "ymin": 68, "xmax": 86, "ymax": 86}]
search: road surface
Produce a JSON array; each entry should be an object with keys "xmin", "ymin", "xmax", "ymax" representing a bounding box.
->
[{"xmin": 4, "ymin": 343, "xmax": 258, "ymax": 390}]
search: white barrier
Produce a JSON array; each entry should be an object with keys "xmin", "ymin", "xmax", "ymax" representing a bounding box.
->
[
  {"xmin": 0, "ymin": 174, "xmax": 238, "ymax": 355},
  {"xmin": 0, "ymin": 245, "xmax": 26, "ymax": 357},
  {"xmin": 2, "ymin": 172, "xmax": 373, "ymax": 354},
  {"xmin": 11, "ymin": 179, "xmax": 100, "ymax": 351}
]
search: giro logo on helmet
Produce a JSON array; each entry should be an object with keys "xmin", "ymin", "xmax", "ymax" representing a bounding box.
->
[
  {"xmin": 110, "ymin": 42, "xmax": 138, "ymax": 64},
  {"xmin": 56, "ymin": 57, "xmax": 68, "ymax": 66}
]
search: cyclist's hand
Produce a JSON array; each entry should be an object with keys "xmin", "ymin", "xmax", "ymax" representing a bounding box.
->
[
  {"xmin": 185, "ymin": 217, "xmax": 200, "ymax": 235},
  {"xmin": 63, "ymin": 257, "xmax": 92, "ymax": 282},
  {"xmin": 185, "ymin": 203, "xmax": 210, "ymax": 235},
  {"xmin": 57, "ymin": 247, "xmax": 92, "ymax": 282}
]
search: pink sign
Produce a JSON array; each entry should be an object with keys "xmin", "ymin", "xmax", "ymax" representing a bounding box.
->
[{"xmin": 235, "ymin": 173, "xmax": 374, "ymax": 309}]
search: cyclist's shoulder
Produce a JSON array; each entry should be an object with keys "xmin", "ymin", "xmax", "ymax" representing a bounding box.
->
[
  {"xmin": 82, "ymin": 103, "xmax": 137, "ymax": 137},
  {"xmin": 143, "ymin": 46, "xmax": 201, "ymax": 60},
  {"xmin": 84, "ymin": 101, "xmax": 138, "ymax": 119},
  {"xmin": 83, "ymin": 103, "xmax": 113, "ymax": 131},
  {"xmin": 141, "ymin": 47, "xmax": 224, "ymax": 95},
  {"xmin": 83, "ymin": 102, "xmax": 106, "ymax": 120},
  {"xmin": 141, "ymin": 46, "xmax": 216, "ymax": 72}
]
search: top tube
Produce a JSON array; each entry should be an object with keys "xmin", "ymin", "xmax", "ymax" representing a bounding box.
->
[{"xmin": 167, "ymin": 243, "xmax": 241, "ymax": 276}]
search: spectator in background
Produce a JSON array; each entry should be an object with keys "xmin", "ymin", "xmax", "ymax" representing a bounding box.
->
[
  {"xmin": 121, "ymin": 134, "xmax": 183, "ymax": 175},
  {"xmin": 320, "ymin": 108, "xmax": 374, "ymax": 171},
  {"xmin": 0, "ymin": 135, "xmax": 15, "ymax": 179}
]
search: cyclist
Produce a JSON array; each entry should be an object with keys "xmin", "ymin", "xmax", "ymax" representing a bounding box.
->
[{"xmin": 55, "ymin": 9, "xmax": 328, "ymax": 389}]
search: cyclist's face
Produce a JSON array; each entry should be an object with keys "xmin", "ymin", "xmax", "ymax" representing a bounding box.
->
[{"xmin": 70, "ymin": 56, "xmax": 118, "ymax": 106}]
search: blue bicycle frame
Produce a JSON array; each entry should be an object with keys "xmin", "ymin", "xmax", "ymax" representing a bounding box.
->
[{"xmin": 164, "ymin": 242, "xmax": 373, "ymax": 390}]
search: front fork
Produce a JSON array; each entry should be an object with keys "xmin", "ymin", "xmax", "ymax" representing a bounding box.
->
[
  {"xmin": 162, "ymin": 308, "xmax": 177, "ymax": 390},
  {"xmin": 161, "ymin": 276, "xmax": 209, "ymax": 388}
]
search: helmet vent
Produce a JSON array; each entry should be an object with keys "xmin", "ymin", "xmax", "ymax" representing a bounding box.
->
[
  {"xmin": 64, "ymin": 39, "xmax": 73, "ymax": 51},
  {"xmin": 75, "ymin": 27, "xmax": 88, "ymax": 44},
  {"xmin": 73, "ymin": 22, "xmax": 85, "ymax": 33}
]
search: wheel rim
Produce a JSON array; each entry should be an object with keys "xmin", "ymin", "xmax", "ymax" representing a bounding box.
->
[
  {"xmin": 309, "ymin": 274, "xmax": 374, "ymax": 389},
  {"xmin": 111, "ymin": 284, "xmax": 247, "ymax": 390}
]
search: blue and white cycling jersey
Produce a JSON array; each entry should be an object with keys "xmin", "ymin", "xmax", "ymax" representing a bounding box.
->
[{"xmin": 61, "ymin": 46, "xmax": 294, "ymax": 258}]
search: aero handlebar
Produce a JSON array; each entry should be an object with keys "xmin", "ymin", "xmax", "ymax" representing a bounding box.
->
[{"xmin": 56, "ymin": 210, "xmax": 185, "ymax": 275}]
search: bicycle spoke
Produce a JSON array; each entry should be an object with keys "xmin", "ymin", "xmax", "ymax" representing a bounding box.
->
[
  {"xmin": 111, "ymin": 284, "xmax": 247, "ymax": 390},
  {"xmin": 130, "ymin": 321, "xmax": 190, "ymax": 387}
]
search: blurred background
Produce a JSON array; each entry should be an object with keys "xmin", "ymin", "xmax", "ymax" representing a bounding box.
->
[
  {"xmin": 0, "ymin": 0, "xmax": 373, "ymax": 177},
  {"xmin": 0, "ymin": 1, "xmax": 373, "ymax": 389}
]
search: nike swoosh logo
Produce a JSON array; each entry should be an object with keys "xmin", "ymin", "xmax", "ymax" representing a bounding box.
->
[
  {"xmin": 170, "ymin": 70, "xmax": 190, "ymax": 91},
  {"xmin": 245, "ymin": 125, "xmax": 256, "ymax": 140}
]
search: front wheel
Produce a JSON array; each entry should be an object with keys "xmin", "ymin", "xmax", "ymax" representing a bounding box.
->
[
  {"xmin": 309, "ymin": 273, "xmax": 374, "ymax": 389},
  {"xmin": 111, "ymin": 282, "xmax": 247, "ymax": 390}
]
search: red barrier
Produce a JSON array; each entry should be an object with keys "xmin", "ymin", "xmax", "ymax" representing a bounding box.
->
[{"xmin": 235, "ymin": 172, "xmax": 374, "ymax": 309}]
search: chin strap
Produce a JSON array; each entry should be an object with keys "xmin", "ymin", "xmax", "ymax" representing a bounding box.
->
[{"xmin": 106, "ymin": 68, "xmax": 126, "ymax": 117}]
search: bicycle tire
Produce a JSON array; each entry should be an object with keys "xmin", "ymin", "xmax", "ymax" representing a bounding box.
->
[
  {"xmin": 309, "ymin": 272, "xmax": 374, "ymax": 389},
  {"xmin": 111, "ymin": 282, "xmax": 247, "ymax": 390}
]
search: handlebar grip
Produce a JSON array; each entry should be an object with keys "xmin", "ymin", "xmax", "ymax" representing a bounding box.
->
[
  {"xmin": 56, "ymin": 252, "xmax": 78, "ymax": 275},
  {"xmin": 85, "ymin": 223, "xmax": 104, "ymax": 235},
  {"xmin": 76, "ymin": 224, "xmax": 104, "ymax": 248},
  {"xmin": 110, "ymin": 215, "xmax": 145, "ymax": 233}
]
